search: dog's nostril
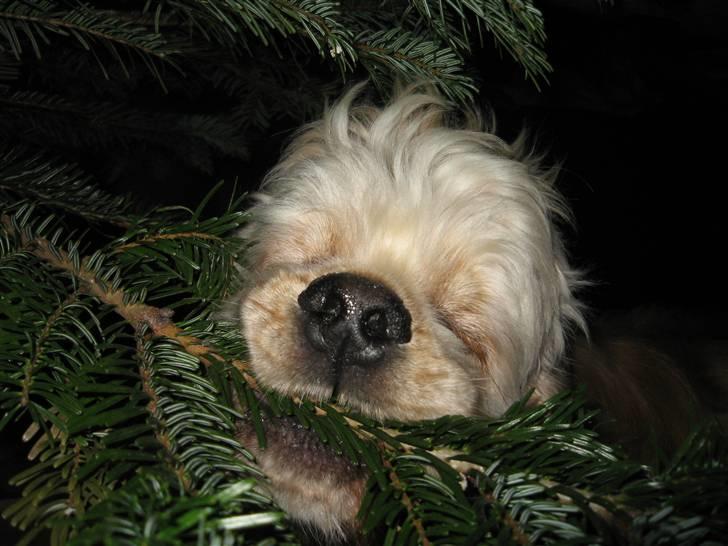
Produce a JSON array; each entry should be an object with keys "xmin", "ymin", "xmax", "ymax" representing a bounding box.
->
[
  {"xmin": 363, "ymin": 310, "xmax": 387, "ymax": 340},
  {"xmin": 321, "ymin": 294, "xmax": 344, "ymax": 323},
  {"xmin": 298, "ymin": 272, "xmax": 412, "ymax": 365},
  {"xmin": 361, "ymin": 307, "xmax": 411, "ymax": 344}
]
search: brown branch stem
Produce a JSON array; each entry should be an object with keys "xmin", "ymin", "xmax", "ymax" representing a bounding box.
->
[
  {"xmin": 381, "ymin": 452, "xmax": 431, "ymax": 546},
  {"xmin": 2, "ymin": 214, "xmax": 218, "ymax": 365},
  {"xmin": 137, "ymin": 336, "xmax": 193, "ymax": 492},
  {"xmin": 113, "ymin": 231, "xmax": 223, "ymax": 253}
]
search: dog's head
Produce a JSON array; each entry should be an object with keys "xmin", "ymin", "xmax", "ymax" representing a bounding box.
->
[{"xmin": 239, "ymin": 85, "xmax": 584, "ymax": 422}]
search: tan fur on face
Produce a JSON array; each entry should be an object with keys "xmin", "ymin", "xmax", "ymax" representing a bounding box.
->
[
  {"xmin": 235, "ymin": 84, "xmax": 585, "ymax": 539},
  {"xmin": 243, "ymin": 263, "xmax": 481, "ymax": 422}
]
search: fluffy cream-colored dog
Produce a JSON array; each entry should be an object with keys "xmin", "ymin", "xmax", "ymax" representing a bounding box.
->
[
  {"xmin": 235, "ymin": 83, "xmax": 584, "ymax": 538},
  {"xmin": 233, "ymin": 84, "xmax": 708, "ymax": 541}
]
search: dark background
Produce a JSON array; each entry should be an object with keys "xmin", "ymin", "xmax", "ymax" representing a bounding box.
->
[{"xmin": 493, "ymin": 0, "xmax": 728, "ymax": 316}]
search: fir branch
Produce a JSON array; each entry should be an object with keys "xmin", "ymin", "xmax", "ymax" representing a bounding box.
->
[
  {"xmin": 382, "ymin": 454, "xmax": 432, "ymax": 546},
  {"xmin": 355, "ymin": 28, "xmax": 477, "ymax": 102},
  {"xmin": 482, "ymin": 0, "xmax": 551, "ymax": 86},
  {"xmin": 0, "ymin": 0, "xmax": 179, "ymax": 82},
  {"xmin": 69, "ymin": 474, "xmax": 286, "ymax": 545},
  {"xmin": 0, "ymin": 146, "xmax": 135, "ymax": 227},
  {"xmin": 0, "ymin": 219, "xmax": 147, "ymax": 541},
  {"xmin": 406, "ymin": 0, "xmax": 478, "ymax": 54},
  {"xmin": 403, "ymin": 0, "xmax": 552, "ymax": 86},
  {"xmin": 0, "ymin": 201, "xmax": 250, "ymax": 369},
  {"xmin": 1, "ymin": 200, "xmax": 270, "ymax": 543},
  {"xmin": 134, "ymin": 334, "xmax": 254, "ymax": 494},
  {"xmin": 112, "ymin": 231, "xmax": 224, "ymax": 253},
  {"xmin": 154, "ymin": 0, "xmax": 358, "ymax": 71},
  {"xmin": 0, "ymin": 211, "xmax": 210, "ymax": 359},
  {"xmin": 19, "ymin": 292, "xmax": 79, "ymax": 407},
  {"xmin": 480, "ymin": 488, "xmax": 530, "ymax": 545},
  {"xmin": 136, "ymin": 335, "xmax": 193, "ymax": 493},
  {"xmin": 265, "ymin": 0, "xmax": 357, "ymax": 70}
]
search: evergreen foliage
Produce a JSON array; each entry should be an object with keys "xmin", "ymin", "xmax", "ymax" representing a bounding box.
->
[
  {"xmin": 1, "ymin": 164, "xmax": 727, "ymax": 545},
  {"xmin": 1, "ymin": 0, "xmax": 551, "ymax": 197}
]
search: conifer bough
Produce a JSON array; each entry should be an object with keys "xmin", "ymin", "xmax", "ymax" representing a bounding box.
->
[{"xmin": 1, "ymin": 166, "xmax": 727, "ymax": 545}]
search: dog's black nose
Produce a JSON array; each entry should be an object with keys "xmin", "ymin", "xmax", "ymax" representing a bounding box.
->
[{"xmin": 298, "ymin": 272, "xmax": 412, "ymax": 366}]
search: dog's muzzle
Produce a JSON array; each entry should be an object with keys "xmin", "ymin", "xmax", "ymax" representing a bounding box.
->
[{"xmin": 298, "ymin": 272, "xmax": 412, "ymax": 368}]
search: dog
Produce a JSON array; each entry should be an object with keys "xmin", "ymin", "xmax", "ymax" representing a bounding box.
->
[{"xmin": 233, "ymin": 84, "xmax": 722, "ymax": 541}]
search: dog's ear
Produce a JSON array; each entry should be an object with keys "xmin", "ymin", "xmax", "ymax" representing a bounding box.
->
[
  {"xmin": 572, "ymin": 336, "xmax": 703, "ymax": 461},
  {"xmin": 569, "ymin": 310, "xmax": 728, "ymax": 462}
]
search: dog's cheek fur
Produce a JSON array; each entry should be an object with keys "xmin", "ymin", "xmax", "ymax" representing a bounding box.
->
[
  {"xmin": 241, "ymin": 267, "xmax": 333, "ymax": 401},
  {"xmin": 335, "ymin": 317, "xmax": 481, "ymax": 421}
]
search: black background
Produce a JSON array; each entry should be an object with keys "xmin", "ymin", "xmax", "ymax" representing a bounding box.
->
[{"xmin": 495, "ymin": 0, "xmax": 728, "ymax": 315}]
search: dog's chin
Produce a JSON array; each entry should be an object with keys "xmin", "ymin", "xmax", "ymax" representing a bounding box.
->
[
  {"xmin": 236, "ymin": 412, "xmax": 368, "ymax": 542},
  {"xmin": 233, "ymin": 365, "xmax": 375, "ymax": 541}
]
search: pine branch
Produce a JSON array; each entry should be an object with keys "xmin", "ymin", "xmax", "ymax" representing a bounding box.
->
[
  {"xmin": 0, "ymin": 0, "xmax": 179, "ymax": 83},
  {"xmin": 355, "ymin": 28, "xmax": 477, "ymax": 102},
  {"xmin": 0, "ymin": 146, "xmax": 135, "ymax": 227}
]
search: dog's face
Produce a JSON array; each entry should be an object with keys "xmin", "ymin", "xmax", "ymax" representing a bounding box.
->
[
  {"xmin": 236, "ymin": 86, "xmax": 583, "ymax": 537},
  {"xmin": 241, "ymin": 87, "xmax": 582, "ymax": 420}
]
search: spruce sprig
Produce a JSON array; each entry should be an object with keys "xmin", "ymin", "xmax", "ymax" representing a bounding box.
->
[
  {"xmin": 355, "ymin": 27, "xmax": 476, "ymax": 102},
  {"xmin": 0, "ymin": 0, "xmax": 178, "ymax": 81},
  {"xmin": 404, "ymin": 0, "xmax": 551, "ymax": 87}
]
